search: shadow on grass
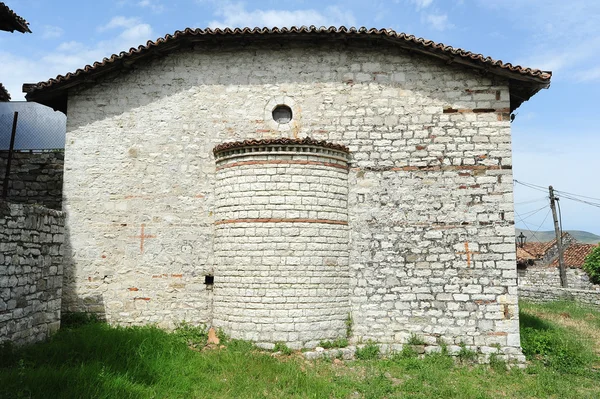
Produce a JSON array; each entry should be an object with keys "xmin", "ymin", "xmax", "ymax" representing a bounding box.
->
[
  {"xmin": 519, "ymin": 312, "xmax": 555, "ymax": 332},
  {"xmin": 0, "ymin": 321, "xmax": 193, "ymax": 398}
]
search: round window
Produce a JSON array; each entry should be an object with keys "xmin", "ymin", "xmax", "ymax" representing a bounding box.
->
[{"xmin": 272, "ymin": 105, "xmax": 293, "ymax": 124}]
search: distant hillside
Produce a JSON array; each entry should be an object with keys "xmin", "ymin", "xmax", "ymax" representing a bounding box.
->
[{"xmin": 515, "ymin": 228, "xmax": 600, "ymax": 244}]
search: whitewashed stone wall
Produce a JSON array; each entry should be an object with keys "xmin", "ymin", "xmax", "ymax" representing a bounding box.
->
[
  {"xmin": 62, "ymin": 41, "xmax": 521, "ymax": 359},
  {"xmin": 213, "ymin": 141, "xmax": 350, "ymax": 348},
  {"xmin": 0, "ymin": 200, "xmax": 64, "ymax": 345}
]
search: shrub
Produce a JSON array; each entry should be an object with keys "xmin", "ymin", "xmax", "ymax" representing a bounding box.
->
[
  {"xmin": 582, "ymin": 245, "xmax": 600, "ymax": 284},
  {"xmin": 355, "ymin": 341, "xmax": 379, "ymax": 360}
]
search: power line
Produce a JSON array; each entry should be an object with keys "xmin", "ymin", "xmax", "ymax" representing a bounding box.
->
[
  {"xmin": 514, "ymin": 179, "xmax": 600, "ymax": 209},
  {"xmin": 518, "ymin": 205, "xmax": 549, "ymax": 220},
  {"xmin": 515, "ymin": 196, "xmax": 548, "ymax": 205},
  {"xmin": 514, "ymin": 209, "xmax": 548, "ymax": 243}
]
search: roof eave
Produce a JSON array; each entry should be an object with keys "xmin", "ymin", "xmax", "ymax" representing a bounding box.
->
[{"xmin": 23, "ymin": 28, "xmax": 552, "ymax": 112}]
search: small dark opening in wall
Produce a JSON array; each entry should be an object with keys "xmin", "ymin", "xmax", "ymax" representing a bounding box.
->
[
  {"xmin": 205, "ymin": 275, "xmax": 214, "ymax": 287},
  {"xmin": 272, "ymin": 105, "xmax": 292, "ymax": 124}
]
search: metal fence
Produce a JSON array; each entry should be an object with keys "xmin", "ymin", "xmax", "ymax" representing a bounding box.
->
[
  {"xmin": 0, "ymin": 102, "xmax": 66, "ymax": 201},
  {"xmin": 0, "ymin": 102, "xmax": 66, "ymax": 151}
]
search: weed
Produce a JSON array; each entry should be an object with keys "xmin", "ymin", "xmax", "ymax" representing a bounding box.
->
[
  {"xmin": 489, "ymin": 352, "xmax": 507, "ymax": 372},
  {"xmin": 173, "ymin": 321, "xmax": 208, "ymax": 349},
  {"xmin": 319, "ymin": 338, "xmax": 349, "ymax": 349},
  {"xmin": 273, "ymin": 342, "xmax": 293, "ymax": 356},
  {"xmin": 437, "ymin": 337, "xmax": 448, "ymax": 355},
  {"xmin": 356, "ymin": 341, "xmax": 380, "ymax": 360},
  {"xmin": 216, "ymin": 328, "xmax": 229, "ymax": 344},
  {"xmin": 396, "ymin": 345, "xmax": 418, "ymax": 359},
  {"xmin": 345, "ymin": 313, "xmax": 353, "ymax": 338},
  {"xmin": 407, "ymin": 333, "xmax": 426, "ymax": 346},
  {"xmin": 457, "ymin": 343, "xmax": 477, "ymax": 363}
]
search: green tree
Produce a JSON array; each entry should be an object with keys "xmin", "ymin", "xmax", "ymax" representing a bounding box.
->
[{"xmin": 582, "ymin": 245, "xmax": 600, "ymax": 284}]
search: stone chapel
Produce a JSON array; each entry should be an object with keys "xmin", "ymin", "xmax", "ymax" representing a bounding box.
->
[{"xmin": 23, "ymin": 26, "xmax": 551, "ymax": 361}]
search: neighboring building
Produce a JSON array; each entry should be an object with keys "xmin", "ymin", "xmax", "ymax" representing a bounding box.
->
[
  {"xmin": 550, "ymin": 243, "xmax": 597, "ymax": 269},
  {"xmin": 0, "ymin": 2, "xmax": 31, "ymax": 33},
  {"xmin": 0, "ymin": 2, "xmax": 31, "ymax": 101},
  {"xmin": 518, "ymin": 234, "xmax": 598, "ymax": 290},
  {"xmin": 516, "ymin": 232, "xmax": 576, "ymax": 267},
  {"xmin": 23, "ymin": 27, "xmax": 552, "ymax": 360}
]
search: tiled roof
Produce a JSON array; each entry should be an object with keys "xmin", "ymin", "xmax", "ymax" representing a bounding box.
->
[
  {"xmin": 551, "ymin": 244, "xmax": 597, "ymax": 268},
  {"xmin": 517, "ymin": 246, "xmax": 537, "ymax": 261},
  {"xmin": 522, "ymin": 241, "xmax": 557, "ymax": 258},
  {"xmin": 23, "ymin": 26, "xmax": 551, "ymax": 112},
  {"xmin": 0, "ymin": 2, "xmax": 31, "ymax": 33},
  {"xmin": 213, "ymin": 137, "xmax": 349, "ymax": 155},
  {"xmin": 0, "ymin": 82, "xmax": 9, "ymax": 101}
]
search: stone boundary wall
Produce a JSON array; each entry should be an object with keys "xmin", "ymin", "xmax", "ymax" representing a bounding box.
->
[
  {"xmin": 519, "ymin": 286, "xmax": 600, "ymax": 308},
  {"xmin": 0, "ymin": 151, "xmax": 64, "ymax": 210},
  {"xmin": 0, "ymin": 200, "xmax": 65, "ymax": 346},
  {"xmin": 518, "ymin": 266, "xmax": 597, "ymax": 290}
]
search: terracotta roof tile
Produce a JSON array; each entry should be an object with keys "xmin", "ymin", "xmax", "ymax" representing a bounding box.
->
[
  {"xmin": 213, "ymin": 137, "xmax": 349, "ymax": 155},
  {"xmin": 522, "ymin": 241, "xmax": 556, "ymax": 258},
  {"xmin": 23, "ymin": 26, "xmax": 551, "ymax": 112},
  {"xmin": 517, "ymin": 246, "xmax": 537, "ymax": 261},
  {"xmin": 550, "ymin": 244, "xmax": 597, "ymax": 268},
  {"xmin": 0, "ymin": 2, "xmax": 31, "ymax": 33}
]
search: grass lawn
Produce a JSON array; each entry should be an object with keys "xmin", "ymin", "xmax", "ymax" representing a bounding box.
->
[{"xmin": 1, "ymin": 301, "xmax": 600, "ymax": 398}]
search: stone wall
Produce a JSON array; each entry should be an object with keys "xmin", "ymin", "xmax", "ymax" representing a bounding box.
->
[
  {"xmin": 0, "ymin": 200, "xmax": 65, "ymax": 346},
  {"xmin": 519, "ymin": 286, "xmax": 600, "ymax": 308},
  {"xmin": 213, "ymin": 140, "xmax": 350, "ymax": 348},
  {"xmin": 62, "ymin": 41, "xmax": 522, "ymax": 360},
  {"xmin": 0, "ymin": 151, "xmax": 64, "ymax": 210},
  {"xmin": 518, "ymin": 266, "xmax": 597, "ymax": 290}
]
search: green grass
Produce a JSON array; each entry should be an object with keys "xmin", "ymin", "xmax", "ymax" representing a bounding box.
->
[{"xmin": 2, "ymin": 301, "xmax": 600, "ymax": 398}]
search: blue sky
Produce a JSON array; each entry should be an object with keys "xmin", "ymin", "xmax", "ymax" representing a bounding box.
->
[{"xmin": 1, "ymin": 0, "xmax": 599, "ymax": 235}]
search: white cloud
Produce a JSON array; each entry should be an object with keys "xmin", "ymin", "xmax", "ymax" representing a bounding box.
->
[
  {"xmin": 207, "ymin": 2, "xmax": 356, "ymax": 29},
  {"xmin": 0, "ymin": 17, "xmax": 154, "ymax": 101},
  {"xmin": 137, "ymin": 0, "xmax": 165, "ymax": 13},
  {"xmin": 575, "ymin": 66, "xmax": 600, "ymax": 82},
  {"xmin": 479, "ymin": 0, "xmax": 600, "ymax": 80},
  {"xmin": 409, "ymin": 0, "xmax": 433, "ymax": 10},
  {"xmin": 41, "ymin": 25, "xmax": 64, "ymax": 40},
  {"xmin": 99, "ymin": 16, "xmax": 143, "ymax": 32},
  {"xmin": 423, "ymin": 14, "xmax": 453, "ymax": 31}
]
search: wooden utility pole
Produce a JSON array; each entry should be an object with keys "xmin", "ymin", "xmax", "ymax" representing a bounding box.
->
[{"xmin": 549, "ymin": 186, "xmax": 568, "ymax": 288}]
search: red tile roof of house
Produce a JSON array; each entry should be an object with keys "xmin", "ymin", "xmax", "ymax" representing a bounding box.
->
[
  {"xmin": 521, "ymin": 241, "xmax": 557, "ymax": 258},
  {"xmin": 23, "ymin": 26, "xmax": 551, "ymax": 113},
  {"xmin": 551, "ymin": 244, "xmax": 597, "ymax": 268},
  {"xmin": 0, "ymin": 2, "xmax": 31, "ymax": 33},
  {"xmin": 517, "ymin": 246, "xmax": 537, "ymax": 261}
]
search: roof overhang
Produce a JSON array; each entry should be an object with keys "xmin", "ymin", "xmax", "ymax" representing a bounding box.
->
[
  {"xmin": 23, "ymin": 26, "xmax": 551, "ymax": 113},
  {"xmin": 0, "ymin": 2, "xmax": 31, "ymax": 33}
]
